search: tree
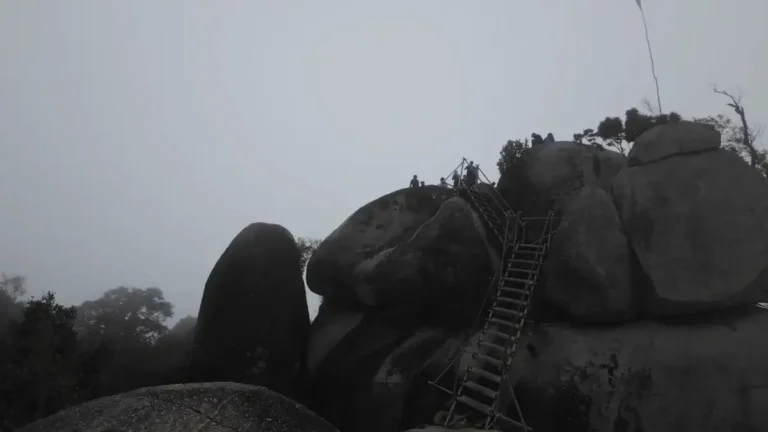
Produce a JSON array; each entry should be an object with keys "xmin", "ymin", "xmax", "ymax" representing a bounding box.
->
[
  {"xmin": 165, "ymin": 315, "xmax": 196, "ymax": 342},
  {"xmin": 0, "ymin": 292, "xmax": 81, "ymax": 430},
  {"xmin": 296, "ymin": 237, "xmax": 322, "ymax": 273},
  {"xmin": 76, "ymin": 287, "xmax": 174, "ymax": 346},
  {"xmin": 692, "ymin": 86, "xmax": 765, "ymax": 175},
  {"xmin": 573, "ymin": 108, "xmax": 682, "ymax": 156},
  {"xmin": 496, "ymin": 139, "xmax": 531, "ymax": 175},
  {"xmin": 0, "ymin": 274, "xmax": 25, "ymax": 336},
  {"xmin": 0, "ymin": 273, "xmax": 25, "ymax": 298}
]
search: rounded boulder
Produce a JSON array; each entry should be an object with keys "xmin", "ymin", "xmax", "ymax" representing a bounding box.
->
[
  {"xmin": 508, "ymin": 307, "xmax": 768, "ymax": 432},
  {"xmin": 307, "ymin": 186, "xmax": 453, "ymax": 304},
  {"xmin": 192, "ymin": 223, "xmax": 309, "ymax": 398},
  {"xmin": 610, "ymin": 149, "xmax": 768, "ymax": 315},
  {"xmin": 543, "ymin": 185, "xmax": 637, "ymax": 322},
  {"xmin": 16, "ymin": 382, "xmax": 339, "ymax": 432}
]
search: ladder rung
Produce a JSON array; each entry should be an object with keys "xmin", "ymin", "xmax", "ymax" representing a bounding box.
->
[
  {"xmin": 455, "ymin": 395, "xmax": 494, "ymax": 416},
  {"xmin": 463, "ymin": 380, "xmax": 499, "ymax": 400},
  {"xmin": 509, "ymin": 258, "xmax": 538, "ymax": 265},
  {"xmin": 505, "ymin": 268, "xmax": 539, "ymax": 277},
  {"xmin": 503, "ymin": 276, "xmax": 534, "ymax": 284},
  {"xmin": 495, "ymin": 297, "xmax": 528, "ymax": 310},
  {"xmin": 472, "ymin": 352, "xmax": 503, "ymax": 369},
  {"xmin": 468, "ymin": 366, "xmax": 503, "ymax": 383},
  {"xmin": 516, "ymin": 243, "xmax": 546, "ymax": 251},
  {"xmin": 494, "ymin": 302, "xmax": 526, "ymax": 314},
  {"xmin": 478, "ymin": 340, "xmax": 508, "ymax": 355},
  {"xmin": 489, "ymin": 317, "xmax": 522, "ymax": 328},
  {"xmin": 498, "ymin": 286, "xmax": 529, "ymax": 296},
  {"xmin": 485, "ymin": 328, "xmax": 512, "ymax": 340}
]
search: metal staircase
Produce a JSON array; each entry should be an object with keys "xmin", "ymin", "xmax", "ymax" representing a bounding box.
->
[{"xmin": 430, "ymin": 159, "xmax": 558, "ymax": 431}]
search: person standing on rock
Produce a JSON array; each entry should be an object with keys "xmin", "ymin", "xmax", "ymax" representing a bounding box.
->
[
  {"xmin": 452, "ymin": 170, "xmax": 461, "ymax": 188},
  {"xmin": 439, "ymin": 177, "xmax": 449, "ymax": 188},
  {"xmin": 410, "ymin": 175, "xmax": 419, "ymax": 188},
  {"xmin": 465, "ymin": 161, "xmax": 477, "ymax": 187}
]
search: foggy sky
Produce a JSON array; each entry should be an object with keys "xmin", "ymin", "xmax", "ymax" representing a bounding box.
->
[{"xmin": 1, "ymin": 0, "xmax": 766, "ymax": 323}]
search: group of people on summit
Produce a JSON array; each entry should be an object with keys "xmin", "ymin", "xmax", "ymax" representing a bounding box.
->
[{"xmin": 409, "ymin": 160, "xmax": 482, "ymax": 189}]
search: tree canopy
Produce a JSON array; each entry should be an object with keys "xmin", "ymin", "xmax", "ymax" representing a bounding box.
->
[
  {"xmin": 572, "ymin": 108, "xmax": 683, "ymax": 156},
  {"xmin": 496, "ymin": 139, "xmax": 531, "ymax": 175},
  {"xmin": 76, "ymin": 286, "xmax": 174, "ymax": 346}
]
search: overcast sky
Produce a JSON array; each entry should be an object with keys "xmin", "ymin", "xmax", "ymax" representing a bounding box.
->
[{"xmin": 1, "ymin": 0, "xmax": 766, "ymax": 323}]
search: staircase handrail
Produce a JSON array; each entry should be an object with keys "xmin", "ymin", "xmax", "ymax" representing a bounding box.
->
[{"xmin": 474, "ymin": 163, "xmax": 514, "ymax": 216}]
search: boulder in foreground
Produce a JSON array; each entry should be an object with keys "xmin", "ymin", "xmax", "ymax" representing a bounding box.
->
[
  {"xmin": 16, "ymin": 382, "xmax": 339, "ymax": 432},
  {"xmin": 507, "ymin": 307, "xmax": 768, "ymax": 432}
]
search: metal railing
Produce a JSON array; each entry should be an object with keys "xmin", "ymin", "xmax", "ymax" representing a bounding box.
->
[{"xmin": 443, "ymin": 158, "xmax": 514, "ymax": 215}]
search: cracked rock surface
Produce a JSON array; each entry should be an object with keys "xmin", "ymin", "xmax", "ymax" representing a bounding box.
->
[{"xmin": 16, "ymin": 382, "xmax": 339, "ymax": 432}]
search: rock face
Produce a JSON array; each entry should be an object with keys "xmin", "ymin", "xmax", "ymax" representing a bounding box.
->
[
  {"xmin": 498, "ymin": 141, "xmax": 599, "ymax": 216},
  {"xmin": 307, "ymin": 186, "xmax": 454, "ymax": 304},
  {"xmin": 192, "ymin": 223, "xmax": 309, "ymax": 398},
  {"xmin": 304, "ymin": 190, "xmax": 500, "ymax": 432},
  {"xmin": 610, "ymin": 150, "xmax": 768, "ymax": 315},
  {"xmin": 304, "ymin": 314, "xmax": 414, "ymax": 432},
  {"xmin": 543, "ymin": 186, "xmax": 637, "ymax": 322},
  {"xmin": 581, "ymin": 143, "xmax": 626, "ymax": 186},
  {"xmin": 17, "ymin": 382, "xmax": 339, "ymax": 432},
  {"xmin": 306, "ymin": 301, "xmax": 364, "ymax": 374},
  {"xmin": 507, "ymin": 307, "xmax": 768, "ymax": 432},
  {"xmin": 628, "ymin": 120, "xmax": 721, "ymax": 167},
  {"xmin": 359, "ymin": 197, "xmax": 497, "ymax": 325}
]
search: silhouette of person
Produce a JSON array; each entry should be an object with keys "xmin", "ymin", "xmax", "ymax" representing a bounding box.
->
[
  {"xmin": 452, "ymin": 170, "xmax": 460, "ymax": 188},
  {"xmin": 420, "ymin": 181, "xmax": 425, "ymax": 187},
  {"xmin": 465, "ymin": 161, "xmax": 477, "ymax": 186},
  {"xmin": 439, "ymin": 177, "xmax": 449, "ymax": 188},
  {"xmin": 410, "ymin": 175, "xmax": 419, "ymax": 188}
]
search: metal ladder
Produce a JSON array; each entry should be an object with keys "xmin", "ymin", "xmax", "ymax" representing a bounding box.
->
[{"xmin": 435, "ymin": 183, "xmax": 557, "ymax": 431}]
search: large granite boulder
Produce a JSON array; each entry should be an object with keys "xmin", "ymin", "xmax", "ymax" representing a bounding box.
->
[
  {"xmin": 628, "ymin": 120, "xmax": 721, "ymax": 167},
  {"xmin": 506, "ymin": 307, "xmax": 768, "ymax": 432},
  {"xmin": 610, "ymin": 150, "xmax": 768, "ymax": 315},
  {"xmin": 359, "ymin": 197, "xmax": 499, "ymax": 326},
  {"xmin": 368, "ymin": 328, "xmax": 453, "ymax": 432},
  {"xmin": 17, "ymin": 382, "xmax": 339, "ymax": 432},
  {"xmin": 543, "ymin": 186, "xmax": 637, "ymax": 322},
  {"xmin": 307, "ymin": 186, "xmax": 454, "ymax": 304},
  {"xmin": 304, "ymin": 314, "xmax": 413, "ymax": 432},
  {"xmin": 306, "ymin": 301, "xmax": 364, "ymax": 375},
  {"xmin": 498, "ymin": 141, "xmax": 600, "ymax": 216},
  {"xmin": 192, "ymin": 223, "xmax": 309, "ymax": 398}
]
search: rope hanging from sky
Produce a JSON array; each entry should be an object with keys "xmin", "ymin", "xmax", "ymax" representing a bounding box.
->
[{"xmin": 636, "ymin": 0, "xmax": 663, "ymax": 114}]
